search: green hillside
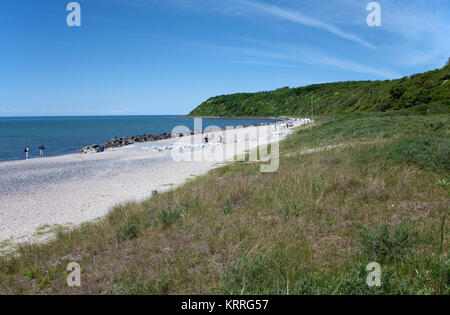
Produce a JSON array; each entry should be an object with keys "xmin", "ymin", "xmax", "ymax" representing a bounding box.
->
[{"xmin": 190, "ymin": 64, "xmax": 450, "ymax": 117}]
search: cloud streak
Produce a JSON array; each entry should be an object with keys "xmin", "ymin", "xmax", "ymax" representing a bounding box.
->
[
  {"xmin": 239, "ymin": 0, "xmax": 375, "ymax": 49},
  {"xmin": 116, "ymin": 0, "xmax": 375, "ymax": 49},
  {"xmin": 198, "ymin": 40, "xmax": 398, "ymax": 79}
]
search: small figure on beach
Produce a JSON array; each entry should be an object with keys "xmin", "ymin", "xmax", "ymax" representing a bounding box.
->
[
  {"xmin": 24, "ymin": 147, "xmax": 29, "ymax": 159},
  {"xmin": 204, "ymin": 134, "xmax": 209, "ymax": 144},
  {"xmin": 39, "ymin": 144, "xmax": 45, "ymax": 157}
]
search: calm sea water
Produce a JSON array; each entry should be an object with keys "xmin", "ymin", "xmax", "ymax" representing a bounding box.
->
[{"xmin": 0, "ymin": 116, "xmax": 279, "ymax": 162}]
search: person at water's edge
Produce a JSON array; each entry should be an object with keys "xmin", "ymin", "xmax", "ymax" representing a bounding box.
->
[
  {"xmin": 24, "ymin": 147, "xmax": 29, "ymax": 159},
  {"xmin": 39, "ymin": 144, "xmax": 45, "ymax": 158}
]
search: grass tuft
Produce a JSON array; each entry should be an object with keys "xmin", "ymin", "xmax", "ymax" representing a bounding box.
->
[
  {"xmin": 157, "ymin": 207, "xmax": 183, "ymax": 228},
  {"xmin": 115, "ymin": 220, "xmax": 138, "ymax": 241}
]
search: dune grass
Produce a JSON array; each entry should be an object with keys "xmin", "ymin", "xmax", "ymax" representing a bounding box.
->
[{"xmin": 0, "ymin": 112, "xmax": 448, "ymax": 295}]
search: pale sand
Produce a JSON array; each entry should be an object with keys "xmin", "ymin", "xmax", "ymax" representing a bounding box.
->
[{"xmin": 0, "ymin": 120, "xmax": 309, "ymax": 244}]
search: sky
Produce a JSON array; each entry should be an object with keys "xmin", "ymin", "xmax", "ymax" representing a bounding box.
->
[{"xmin": 1, "ymin": 0, "xmax": 449, "ymax": 116}]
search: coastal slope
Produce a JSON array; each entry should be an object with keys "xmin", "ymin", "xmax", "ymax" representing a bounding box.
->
[
  {"xmin": 190, "ymin": 65, "xmax": 450, "ymax": 117},
  {"xmin": 0, "ymin": 112, "xmax": 448, "ymax": 294}
]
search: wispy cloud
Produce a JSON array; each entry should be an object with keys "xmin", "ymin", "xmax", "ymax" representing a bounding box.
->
[
  {"xmin": 113, "ymin": 0, "xmax": 448, "ymax": 74},
  {"xmin": 115, "ymin": 0, "xmax": 374, "ymax": 49},
  {"xmin": 0, "ymin": 107, "xmax": 22, "ymax": 113},
  {"xmin": 308, "ymin": 54, "xmax": 398, "ymax": 78},
  {"xmin": 198, "ymin": 40, "xmax": 398, "ymax": 79},
  {"xmin": 380, "ymin": 0, "xmax": 450, "ymax": 67},
  {"xmin": 306, "ymin": 0, "xmax": 450, "ymax": 67},
  {"xmin": 230, "ymin": 59, "xmax": 306, "ymax": 69},
  {"xmin": 239, "ymin": 0, "xmax": 375, "ymax": 49}
]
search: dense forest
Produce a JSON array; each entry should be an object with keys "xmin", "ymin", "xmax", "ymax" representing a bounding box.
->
[{"xmin": 190, "ymin": 63, "xmax": 450, "ymax": 117}]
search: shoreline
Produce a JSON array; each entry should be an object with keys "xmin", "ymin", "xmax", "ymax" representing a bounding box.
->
[
  {"xmin": 0, "ymin": 119, "xmax": 289, "ymax": 166},
  {"xmin": 0, "ymin": 119, "xmax": 308, "ymax": 246},
  {"xmin": 0, "ymin": 118, "xmax": 285, "ymax": 164},
  {"xmin": 81, "ymin": 119, "xmax": 286, "ymax": 153},
  {"xmin": 184, "ymin": 115, "xmax": 291, "ymax": 120}
]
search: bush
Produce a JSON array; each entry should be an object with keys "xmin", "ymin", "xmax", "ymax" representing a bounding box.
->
[
  {"xmin": 115, "ymin": 220, "xmax": 138, "ymax": 241},
  {"xmin": 390, "ymin": 86, "xmax": 406, "ymax": 100},
  {"xmin": 359, "ymin": 221, "xmax": 418, "ymax": 264},
  {"xmin": 222, "ymin": 199, "xmax": 233, "ymax": 215},
  {"xmin": 157, "ymin": 207, "xmax": 182, "ymax": 228}
]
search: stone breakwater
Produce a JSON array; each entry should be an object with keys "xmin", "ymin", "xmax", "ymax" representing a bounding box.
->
[
  {"xmin": 82, "ymin": 133, "xmax": 171, "ymax": 153},
  {"xmin": 81, "ymin": 121, "xmax": 281, "ymax": 153}
]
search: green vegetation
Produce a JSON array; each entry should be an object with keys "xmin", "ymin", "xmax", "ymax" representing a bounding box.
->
[
  {"xmin": 190, "ymin": 65, "xmax": 450, "ymax": 117},
  {"xmin": 115, "ymin": 220, "xmax": 138, "ymax": 241},
  {"xmin": 0, "ymin": 112, "xmax": 448, "ymax": 294},
  {"xmin": 157, "ymin": 206, "xmax": 183, "ymax": 228},
  {"xmin": 384, "ymin": 136, "xmax": 449, "ymax": 173},
  {"xmin": 359, "ymin": 221, "xmax": 418, "ymax": 264}
]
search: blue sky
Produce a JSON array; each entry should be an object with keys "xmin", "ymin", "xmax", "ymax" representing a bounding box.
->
[{"xmin": 1, "ymin": 0, "xmax": 449, "ymax": 116}]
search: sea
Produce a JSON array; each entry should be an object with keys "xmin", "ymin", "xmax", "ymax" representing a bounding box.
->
[{"xmin": 0, "ymin": 116, "xmax": 279, "ymax": 162}]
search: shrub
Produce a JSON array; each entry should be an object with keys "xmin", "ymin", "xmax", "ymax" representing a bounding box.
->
[
  {"xmin": 222, "ymin": 199, "xmax": 233, "ymax": 215},
  {"xmin": 157, "ymin": 207, "xmax": 182, "ymax": 228},
  {"xmin": 21, "ymin": 268, "xmax": 43, "ymax": 279},
  {"xmin": 389, "ymin": 86, "xmax": 406, "ymax": 100},
  {"xmin": 278, "ymin": 200, "xmax": 304, "ymax": 217},
  {"xmin": 359, "ymin": 221, "xmax": 418, "ymax": 264},
  {"xmin": 115, "ymin": 220, "xmax": 138, "ymax": 241}
]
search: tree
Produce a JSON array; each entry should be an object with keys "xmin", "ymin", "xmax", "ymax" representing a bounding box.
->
[{"xmin": 447, "ymin": 58, "xmax": 450, "ymax": 66}]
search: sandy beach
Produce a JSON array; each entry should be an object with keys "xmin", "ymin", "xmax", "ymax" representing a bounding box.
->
[{"xmin": 0, "ymin": 120, "xmax": 308, "ymax": 244}]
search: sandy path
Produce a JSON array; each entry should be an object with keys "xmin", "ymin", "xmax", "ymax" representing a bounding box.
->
[{"xmin": 0, "ymin": 120, "xmax": 307, "ymax": 243}]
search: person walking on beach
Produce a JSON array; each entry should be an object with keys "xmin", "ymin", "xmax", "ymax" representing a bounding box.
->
[
  {"xmin": 24, "ymin": 147, "xmax": 29, "ymax": 159},
  {"xmin": 204, "ymin": 134, "xmax": 209, "ymax": 144},
  {"xmin": 39, "ymin": 144, "xmax": 45, "ymax": 157}
]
